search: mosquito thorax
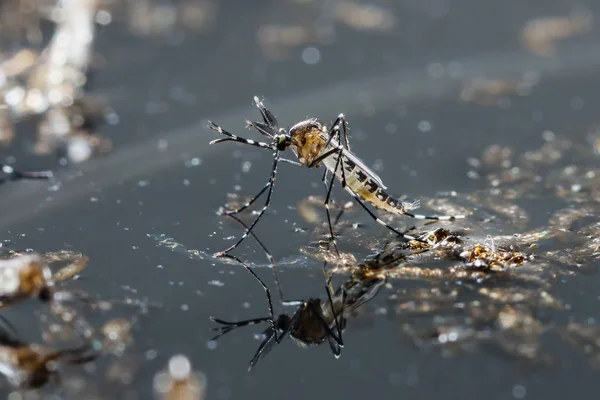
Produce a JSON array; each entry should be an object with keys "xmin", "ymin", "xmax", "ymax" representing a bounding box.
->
[{"xmin": 288, "ymin": 119, "xmax": 327, "ymax": 166}]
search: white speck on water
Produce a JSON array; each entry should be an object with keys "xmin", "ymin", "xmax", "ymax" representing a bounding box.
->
[
  {"xmin": 48, "ymin": 183, "xmax": 62, "ymax": 191},
  {"xmin": 427, "ymin": 62, "xmax": 444, "ymax": 78},
  {"xmin": 234, "ymin": 185, "xmax": 242, "ymax": 191},
  {"xmin": 242, "ymin": 161, "xmax": 252, "ymax": 173},
  {"xmin": 181, "ymin": 304, "xmax": 189, "ymax": 311},
  {"xmin": 157, "ymin": 265, "xmax": 164, "ymax": 269},
  {"xmin": 132, "ymin": 246, "xmax": 139, "ymax": 250},
  {"xmin": 138, "ymin": 180, "xmax": 149, "ymax": 187},
  {"xmin": 145, "ymin": 349, "xmax": 157, "ymax": 360},
  {"xmin": 243, "ymin": 302, "xmax": 251, "ymax": 308},
  {"xmin": 206, "ymin": 340, "xmax": 217, "ymax": 350},
  {"xmin": 512, "ymin": 385, "xmax": 526, "ymax": 399},
  {"xmin": 183, "ymin": 179, "xmax": 190, "ymax": 186},
  {"xmin": 157, "ymin": 139, "xmax": 168, "ymax": 151},
  {"xmin": 384, "ymin": 123, "xmax": 397, "ymax": 134},
  {"xmin": 302, "ymin": 47, "xmax": 321, "ymax": 65},
  {"xmin": 418, "ymin": 120, "xmax": 432, "ymax": 132},
  {"xmin": 90, "ymin": 197, "xmax": 99, "ymax": 202},
  {"xmin": 96, "ymin": 10, "xmax": 112, "ymax": 25},
  {"xmin": 208, "ymin": 280, "xmax": 224, "ymax": 287},
  {"xmin": 372, "ymin": 159, "xmax": 384, "ymax": 172},
  {"xmin": 185, "ymin": 157, "xmax": 202, "ymax": 167}
]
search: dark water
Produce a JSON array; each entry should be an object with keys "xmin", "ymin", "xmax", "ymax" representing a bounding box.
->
[{"xmin": 2, "ymin": 1, "xmax": 600, "ymax": 399}]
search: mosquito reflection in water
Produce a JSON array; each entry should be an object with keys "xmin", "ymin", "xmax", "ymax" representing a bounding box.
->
[
  {"xmin": 0, "ymin": 321, "xmax": 99, "ymax": 389},
  {"xmin": 209, "ymin": 244, "xmax": 408, "ymax": 370}
]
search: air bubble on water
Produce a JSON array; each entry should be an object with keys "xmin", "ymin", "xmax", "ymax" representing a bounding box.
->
[
  {"xmin": 242, "ymin": 161, "xmax": 252, "ymax": 173},
  {"xmin": 372, "ymin": 159, "xmax": 384, "ymax": 172},
  {"xmin": 207, "ymin": 341, "xmax": 217, "ymax": 350},
  {"xmin": 512, "ymin": 385, "xmax": 526, "ymax": 399},
  {"xmin": 302, "ymin": 47, "xmax": 321, "ymax": 65},
  {"xmin": 185, "ymin": 157, "xmax": 202, "ymax": 167},
  {"xmin": 208, "ymin": 280, "xmax": 224, "ymax": 287},
  {"xmin": 145, "ymin": 349, "xmax": 157, "ymax": 360},
  {"xmin": 418, "ymin": 120, "xmax": 432, "ymax": 132}
]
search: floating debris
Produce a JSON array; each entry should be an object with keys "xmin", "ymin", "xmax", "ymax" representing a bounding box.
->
[
  {"xmin": 153, "ymin": 355, "xmax": 206, "ymax": 400},
  {"xmin": 522, "ymin": 11, "xmax": 593, "ymax": 56}
]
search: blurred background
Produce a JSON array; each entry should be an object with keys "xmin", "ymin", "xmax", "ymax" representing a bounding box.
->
[{"xmin": 1, "ymin": 0, "xmax": 600, "ymax": 399}]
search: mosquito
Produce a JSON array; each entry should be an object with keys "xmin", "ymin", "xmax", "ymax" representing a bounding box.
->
[
  {"xmin": 208, "ymin": 96, "xmax": 465, "ymax": 256},
  {"xmin": 0, "ymin": 164, "xmax": 52, "ymax": 185},
  {"xmin": 0, "ymin": 320, "xmax": 98, "ymax": 389},
  {"xmin": 209, "ymin": 250, "xmax": 396, "ymax": 370}
]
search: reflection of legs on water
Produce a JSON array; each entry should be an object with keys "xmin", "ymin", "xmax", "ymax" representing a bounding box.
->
[{"xmin": 226, "ymin": 214, "xmax": 302, "ymax": 306}]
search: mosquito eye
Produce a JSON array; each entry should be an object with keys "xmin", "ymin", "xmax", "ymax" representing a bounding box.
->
[{"xmin": 276, "ymin": 135, "xmax": 289, "ymax": 150}]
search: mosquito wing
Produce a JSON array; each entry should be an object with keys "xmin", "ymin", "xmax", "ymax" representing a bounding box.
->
[{"xmin": 342, "ymin": 149, "xmax": 387, "ymax": 190}]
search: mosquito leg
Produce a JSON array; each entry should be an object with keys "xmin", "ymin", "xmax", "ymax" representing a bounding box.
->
[
  {"xmin": 214, "ymin": 149, "xmax": 281, "ymax": 257},
  {"xmin": 323, "ymin": 147, "xmax": 345, "ymax": 257},
  {"xmin": 208, "ymin": 122, "xmax": 274, "ymax": 150},
  {"xmin": 0, "ymin": 164, "xmax": 53, "ymax": 185},
  {"xmin": 220, "ymin": 177, "xmax": 271, "ymax": 216},
  {"xmin": 324, "ymin": 114, "xmax": 351, "ymax": 152},
  {"xmin": 336, "ymin": 114, "xmax": 351, "ymax": 152},
  {"xmin": 325, "ymin": 278, "xmax": 345, "ymax": 350},
  {"xmin": 401, "ymin": 199, "xmax": 466, "ymax": 221},
  {"xmin": 403, "ymin": 210, "xmax": 467, "ymax": 221},
  {"xmin": 218, "ymin": 254, "xmax": 278, "ymax": 338},
  {"xmin": 221, "ymin": 155, "xmax": 301, "ymax": 216},
  {"xmin": 227, "ymin": 214, "xmax": 295, "ymax": 309}
]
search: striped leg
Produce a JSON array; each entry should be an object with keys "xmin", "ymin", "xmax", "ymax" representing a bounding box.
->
[
  {"xmin": 210, "ymin": 253, "xmax": 277, "ymax": 340},
  {"xmin": 404, "ymin": 203, "xmax": 466, "ymax": 222},
  {"xmin": 324, "ymin": 114, "xmax": 351, "ymax": 151},
  {"xmin": 322, "ymin": 262, "xmax": 346, "ymax": 357},
  {"xmin": 214, "ymin": 149, "xmax": 281, "ymax": 257},
  {"xmin": 208, "ymin": 121, "xmax": 274, "ymax": 150},
  {"xmin": 208, "ymin": 121, "xmax": 279, "ymax": 216},
  {"xmin": 227, "ymin": 214, "xmax": 299, "ymax": 309}
]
